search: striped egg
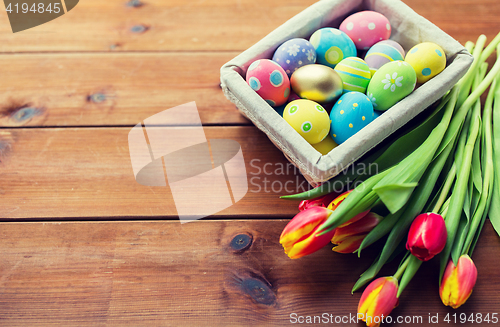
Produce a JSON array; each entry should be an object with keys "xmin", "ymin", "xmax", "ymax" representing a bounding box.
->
[
  {"xmin": 334, "ymin": 57, "xmax": 371, "ymax": 94},
  {"xmin": 364, "ymin": 40, "xmax": 405, "ymax": 76}
]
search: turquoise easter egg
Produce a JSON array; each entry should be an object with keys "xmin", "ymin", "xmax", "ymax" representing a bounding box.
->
[
  {"xmin": 366, "ymin": 61, "xmax": 416, "ymax": 111},
  {"xmin": 334, "ymin": 57, "xmax": 371, "ymax": 93},
  {"xmin": 364, "ymin": 40, "xmax": 405, "ymax": 76},
  {"xmin": 405, "ymin": 42, "xmax": 446, "ymax": 83},
  {"xmin": 309, "ymin": 28, "xmax": 357, "ymax": 68},
  {"xmin": 330, "ymin": 92, "xmax": 374, "ymax": 144}
]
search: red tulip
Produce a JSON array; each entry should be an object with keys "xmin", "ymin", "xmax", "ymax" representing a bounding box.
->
[
  {"xmin": 331, "ymin": 212, "xmax": 382, "ymax": 253},
  {"xmin": 280, "ymin": 206, "xmax": 335, "ymax": 259},
  {"xmin": 358, "ymin": 276, "xmax": 399, "ymax": 327},
  {"xmin": 298, "ymin": 191, "xmax": 339, "ymax": 211},
  {"xmin": 440, "ymin": 254, "xmax": 478, "ymax": 309},
  {"xmin": 406, "ymin": 212, "xmax": 447, "ymax": 261}
]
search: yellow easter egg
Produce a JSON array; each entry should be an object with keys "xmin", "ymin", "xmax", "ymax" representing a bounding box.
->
[
  {"xmin": 283, "ymin": 99, "xmax": 331, "ymax": 144},
  {"xmin": 405, "ymin": 42, "xmax": 446, "ymax": 84},
  {"xmin": 312, "ymin": 135, "xmax": 338, "ymax": 155}
]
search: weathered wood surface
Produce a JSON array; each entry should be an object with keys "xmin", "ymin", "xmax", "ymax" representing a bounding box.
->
[
  {"xmin": 0, "ymin": 0, "xmax": 498, "ymax": 52},
  {"xmin": 0, "ymin": 126, "xmax": 310, "ymax": 220},
  {"xmin": 0, "ymin": 220, "xmax": 499, "ymax": 326},
  {"xmin": 1, "ymin": 0, "xmax": 500, "ymax": 326},
  {"xmin": 0, "ymin": 52, "xmax": 247, "ymax": 127}
]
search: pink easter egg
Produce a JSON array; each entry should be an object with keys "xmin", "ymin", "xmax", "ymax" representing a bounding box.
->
[
  {"xmin": 339, "ymin": 11, "xmax": 391, "ymax": 50},
  {"xmin": 246, "ymin": 59, "xmax": 290, "ymax": 107}
]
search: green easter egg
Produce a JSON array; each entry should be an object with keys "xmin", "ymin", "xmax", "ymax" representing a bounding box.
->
[{"xmin": 366, "ymin": 61, "xmax": 416, "ymax": 111}]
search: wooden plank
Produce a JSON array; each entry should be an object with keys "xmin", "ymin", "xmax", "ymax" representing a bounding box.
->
[
  {"xmin": 0, "ymin": 0, "xmax": 497, "ymax": 53},
  {"xmin": 0, "ymin": 52, "xmax": 248, "ymax": 127},
  {"xmin": 0, "ymin": 219, "xmax": 499, "ymax": 326},
  {"xmin": 0, "ymin": 126, "xmax": 314, "ymax": 220},
  {"xmin": 0, "ymin": 0, "xmax": 318, "ymax": 52}
]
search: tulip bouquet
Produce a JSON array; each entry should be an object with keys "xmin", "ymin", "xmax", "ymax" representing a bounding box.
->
[{"xmin": 279, "ymin": 32, "xmax": 500, "ymax": 326}]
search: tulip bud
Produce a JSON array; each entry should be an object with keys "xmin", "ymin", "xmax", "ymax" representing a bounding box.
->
[
  {"xmin": 331, "ymin": 212, "xmax": 382, "ymax": 253},
  {"xmin": 298, "ymin": 192, "xmax": 339, "ymax": 211},
  {"xmin": 440, "ymin": 254, "xmax": 478, "ymax": 309},
  {"xmin": 358, "ymin": 276, "xmax": 399, "ymax": 327},
  {"xmin": 280, "ymin": 206, "xmax": 335, "ymax": 259},
  {"xmin": 406, "ymin": 212, "xmax": 447, "ymax": 261},
  {"xmin": 328, "ymin": 190, "xmax": 370, "ymax": 226}
]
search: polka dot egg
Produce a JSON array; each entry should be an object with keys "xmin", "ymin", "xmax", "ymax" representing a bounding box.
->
[
  {"xmin": 339, "ymin": 11, "xmax": 391, "ymax": 50},
  {"xmin": 334, "ymin": 57, "xmax": 371, "ymax": 93},
  {"xmin": 283, "ymin": 99, "xmax": 331, "ymax": 144},
  {"xmin": 364, "ymin": 40, "xmax": 405, "ymax": 76},
  {"xmin": 309, "ymin": 28, "xmax": 356, "ymax": 68},
  {"xmin": 405, "ymin": 42, "xmax": 446, "ymax": 84},
  {"xmin": 330, "ymin": 92, "xmax": 375, "ymax": 144},
  {"xmin": 272, "ymin": 38, "xmax": 317, "ymax": 77},
  {"xmin": 246, "ymin": 59, "xmax": 290, "ymax": 107}
]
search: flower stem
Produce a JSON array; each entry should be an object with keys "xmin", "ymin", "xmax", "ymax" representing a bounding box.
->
[{"xmin": 393, "ymin": 255, "xmax": 411, "ymax": 281}]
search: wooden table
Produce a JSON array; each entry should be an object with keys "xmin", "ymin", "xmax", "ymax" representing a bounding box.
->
[{"xmin": 1, "ymin": 0, "xmax": 500, "ymax": 326}]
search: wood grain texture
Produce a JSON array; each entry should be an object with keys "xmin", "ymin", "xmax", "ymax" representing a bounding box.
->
[
  {"xmin": 0, "ymin": 52, "xmax": 248, "ymax": 127},
  {"xmin": 0, "ymin": 220, "xmax": 499, "ymax": 326},
  {"xmin": 0, "ymin": 126, "xmax": 312, "ymax": 220},
  {"xmin": 0, "ymin": 0, "xmax": 318, "ymax": 52},
  {"xmin": 0, "ymin": 0, "xmax": 498, "ymax": 53}
]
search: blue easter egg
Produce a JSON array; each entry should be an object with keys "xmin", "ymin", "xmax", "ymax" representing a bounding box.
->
[
  {"xmin": 330, "ymin": 92, "xmax": 375, "ymax": 144},
  {"xmin": 309, "ymin": 28, "xmax": 357, "ymax": 68},
  {"xmin": 273, "ymin": 38, "xmax": 317, "ymax": 77}
]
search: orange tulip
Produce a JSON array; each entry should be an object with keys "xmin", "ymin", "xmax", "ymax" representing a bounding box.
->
[
  {"xmin": 440, "ymin": 254, "xmax": 478, "ymax": 309},
  {"xmin": 280, "ymin": 206, "xmax": 335, "ymax": 259},
  {"xmin": 331, "ymin": 212, "xmax": 382, "ymax": 253},
  {"xmin": 358, "ymin": 276, "xmax": 399, "ymax": 327}
]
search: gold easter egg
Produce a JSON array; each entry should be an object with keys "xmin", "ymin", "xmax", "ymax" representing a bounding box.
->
[{"xmin": 290, "ymin": 64, "xmax": 344, "ymax": 103}]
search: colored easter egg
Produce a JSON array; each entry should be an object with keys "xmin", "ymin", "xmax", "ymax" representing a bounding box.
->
[
  {"xmin": 330, "ymin": 92, "xmax": 375, "ymax": 144},
  {"xmin": 334, "ymin": 57, "xmax": 371, "ymax": 93},
  {"xmin": 312, "ymin": 135, "xmax": 338, "ymax": 155},
  {"xmin": 272, "ymin": 38, "xmax": 317, "ymax": 77},
  {"xmin": 283, "ymin": 99, "xmax": 331, "ymax": 144},
  {"xmin": 364, "ymin": 40, "xmax": 405, "ymax": 75},
  {"xmin": 309, "ymin": 28, "xmax": 357, "ymax": 68},
  {"xmin": 291, "ymin": 64, "xmax": 343, "ymax": 103},
  {"xmin": 405, "ymin": 42, "xmax": 446, "ymax": 83},
  {"xmin": 339, "ymin": 11, "xmax": 391, "ymax": 50},
  {"xmin": 246, "ymin": 59, "xmax": 290, "ymax": 107},
  {"xmin": 366, "ymin": 61, "xmax": 417, "ymax": 111}
]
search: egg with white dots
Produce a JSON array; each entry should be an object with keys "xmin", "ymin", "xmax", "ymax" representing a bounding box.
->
[
  {"xmin": 405, "ymin": 42, "xmax": 446, "ymax": 83},
  {"xmin": 339, "ymin": 11, "xmax": 391, "ymax": 50},
  {"xmin": 330, "ymin": 92, "xmax": 375, "ymax": 144},
  {"xmin": 309, "ymin": 28, "xmax": 356, "ymax": 68},
  {"xmin": 283, "ymin": 99, "xmax": 331, "ymax": 144},
  {"xmin": 272, "ymin": 38, "xmax": 317, "ymax": 77},
  {"xmin": 246, "ymin": 59, "xmax": 290, "ymax": 107}
]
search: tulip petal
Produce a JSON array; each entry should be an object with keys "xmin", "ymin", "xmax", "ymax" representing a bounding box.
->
[
  {"xmin": 440, "ymin": 255, "xmax": 478, "ymax": 309},
  {"xmin": 358, "ymin": 277, "xmax": 398, "ymax": 327},
  {"xmin": 333, "ymin": 212, "xmax": 381, "ymax": 243},
  {"xmin": 332, "ymin": 234, "xmax": 366, "ymax": 253},
  {"xmin": 280, "ymin": 207, "xmax": 335, "ymax": 259}
]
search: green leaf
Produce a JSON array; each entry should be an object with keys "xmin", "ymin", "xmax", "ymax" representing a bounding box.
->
[
  {"xmin": 373, "ymin": 183, "xmax": 419, "ymax": 214},
  {"xmin": 451, "ymin": 211, "xmax": 469, "ymax": 263},
  {"xmin": 397, "ymin": 255, "xmax": 423, "ymax": 298},
  {"xmin": 489, "ymin": 75, "xmax": 500, "ymax": 237}
]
